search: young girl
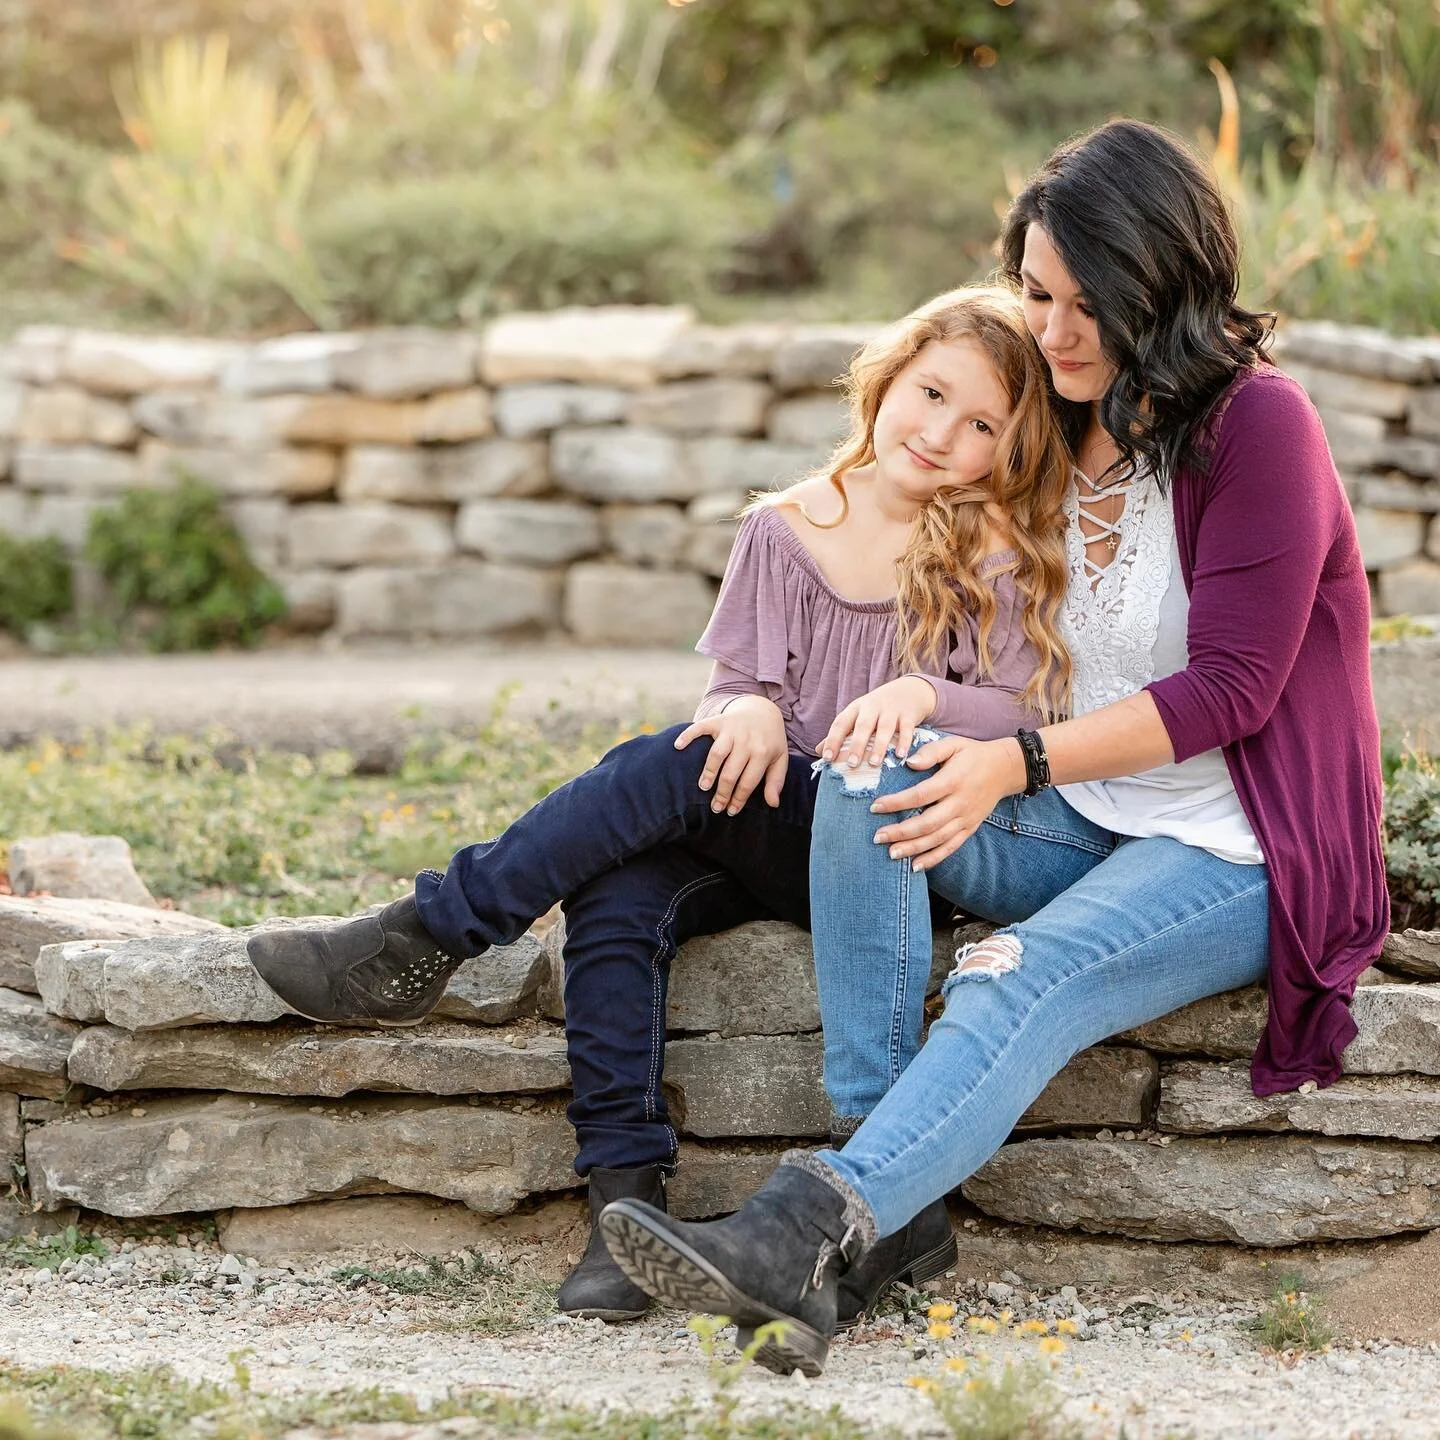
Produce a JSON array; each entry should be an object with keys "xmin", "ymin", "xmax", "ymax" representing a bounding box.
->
[{"xmin": 245, "ymin": 285, "xmax": 1073, "ymax": 1324}]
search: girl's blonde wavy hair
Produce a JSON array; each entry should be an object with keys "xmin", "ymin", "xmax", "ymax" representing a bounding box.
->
[{"xmin": 755, "ymin": 285, "xmax": 1073, "ymax": 720}]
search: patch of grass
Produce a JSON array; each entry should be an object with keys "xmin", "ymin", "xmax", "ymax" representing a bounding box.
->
[
  {"xmin": 331, "ymin": 1247, "xmax": 556, "ymax": 1337},
  {"xmin": 914, "ymin": 1352, "xmax": 1081, "ymax": 1440},
  {"xmin": 1371, "ymin": 615, "xmax": 1436, "ymax": 644},
  {"xmin": 0, "ymin": 1358, "xmax": 882, "ymax": 1440},
  {"xmin": 0, "ymin": 707, "xmax": 652, "ymax": 924},
  {"xmin": 0, "ymin": 1226, "xmax": 108, "ymax": 1271},
  {"xmin": 1250, "ymin": 1276, "xmax": 1332, "ymax": 1354}
]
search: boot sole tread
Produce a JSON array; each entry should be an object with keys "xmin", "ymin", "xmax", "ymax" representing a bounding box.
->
[{"xmin": 600, "ymin": 1203, "xmax": 829, "ymax": 1377}]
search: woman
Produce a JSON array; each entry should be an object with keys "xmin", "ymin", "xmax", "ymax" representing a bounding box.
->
[{"xmin": 598, "ymin": 118, "xmax": 1389, "ymax": 1378}]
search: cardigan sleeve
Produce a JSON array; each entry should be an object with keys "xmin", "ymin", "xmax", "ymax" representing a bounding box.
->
[{"xmin": 1146, "ymin": 373, "xmax": 1344, "ymax": 763}]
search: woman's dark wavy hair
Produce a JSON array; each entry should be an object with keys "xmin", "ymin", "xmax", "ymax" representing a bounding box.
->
[{"xmin": 999, "ymin": 119, "xmax": 1275, "ymax": 488}]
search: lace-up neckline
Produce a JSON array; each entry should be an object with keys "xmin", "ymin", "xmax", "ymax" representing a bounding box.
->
[{"xmin": 1073, "ymin": 463, "xmax": 1139, "ymax": 587}]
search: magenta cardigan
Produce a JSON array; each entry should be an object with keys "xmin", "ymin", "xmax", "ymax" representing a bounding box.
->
[{"xmin": 1146, "ymin": 365, "xmax": 1389, "ymax": 1096}]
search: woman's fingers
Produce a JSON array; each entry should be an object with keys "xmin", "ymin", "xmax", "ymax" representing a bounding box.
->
[
  {"xmin": 697, "ymin": 732, "xmax": 734, "ymax": 794},
  {"xmin": 761, "ymin": 750, "xmax": 789, "ymax": 808},
  {"xmin": 673, "ymin": 719, "xmax": 714, "ymax": 751},
  {"xmin": 911, "ymin": 820, "xmax": 973, "ymax": 870},
  {"xmin": 710, "ymin": 741, "xmax": 758, "ymax": 812},
  {"xmin": 724, "ymin": 751, "xmax": 772, "ymax": 814}
]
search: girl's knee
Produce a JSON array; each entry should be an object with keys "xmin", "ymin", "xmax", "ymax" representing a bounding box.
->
[{"xmin": 815, "ymin": 726, "xmax": 944, "ymax": 803}]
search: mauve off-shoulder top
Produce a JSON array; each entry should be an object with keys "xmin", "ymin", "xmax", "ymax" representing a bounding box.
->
[{"xmin": 693, "ymin": 505, "xmax": 1047, "ymax": 757}]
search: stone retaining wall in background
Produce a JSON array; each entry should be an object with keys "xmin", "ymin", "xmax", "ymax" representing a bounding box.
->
[{"xmin": 2, "ymin": 311, "xmax": 1439, "ymax": 645}]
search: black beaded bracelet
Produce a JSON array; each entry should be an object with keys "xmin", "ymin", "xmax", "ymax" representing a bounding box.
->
[{"xmin": 1015, "ymin": 728, "xmax": 1051, "ymax": 798}]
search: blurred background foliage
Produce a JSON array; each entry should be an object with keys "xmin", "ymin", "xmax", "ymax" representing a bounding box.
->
[{"xmin": 0, "ymin": 0, "xmax": 1436, "ymax": 335}]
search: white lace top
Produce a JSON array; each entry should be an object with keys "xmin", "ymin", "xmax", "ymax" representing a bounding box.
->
[{"xmin": 1057, "ymin": 468, "xmax": 1264, "ymax": 865}]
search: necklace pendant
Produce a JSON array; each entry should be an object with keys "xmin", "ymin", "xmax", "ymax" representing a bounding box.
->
[{"xmin": 1106, "ymin": 533, "xmax": 1119, "ymax": 553}]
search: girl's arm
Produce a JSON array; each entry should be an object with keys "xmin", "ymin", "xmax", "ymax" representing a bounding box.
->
[{"xmin": 873, "ymin": 374, "xmax": 1338, "ymax": 868}]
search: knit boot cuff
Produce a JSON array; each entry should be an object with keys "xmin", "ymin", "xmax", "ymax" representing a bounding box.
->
[{"xmin": 780, "ymin": 1149, "xmax": 879, "ymax": 1254}]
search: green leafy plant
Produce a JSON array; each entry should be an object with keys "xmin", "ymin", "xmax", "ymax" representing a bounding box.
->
[
  {"xmin": 69, "ymin": 33, "xmax": 333, "ymax": 328},
  {"xmin": 1250, "ymin": 1275, "xmax": 1332, "ymax": 1353},
  {"xmin": 0, "ymin": 1225, "xmax": 109, "ymax": 1271},
  {"xmin": 915, "ymin": 1352, "xmax": 1079, "ymax": 1440},
  {"xmin": 1384, "ymin": 750, "xmax": 1440, "ymax": 931},
  {"xmin": 0, "ymin": 533, "xmax": 72, "ymax": 638},
  {"xmin": 84, "ymin": 478, "xmax": 286, "ymax": 652}
]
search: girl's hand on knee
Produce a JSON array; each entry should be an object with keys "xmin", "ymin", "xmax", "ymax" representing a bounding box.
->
[
  {"xmin": 871, "ymin": 736, "xmax": 1023, "ymax": 870},
  {"xmin": 675, "ymin": 697, "xmax": 789, "ymax": 813},
  {"xmin": 817, "ymin": 676, "xmax": 937, "ymax": 769}
]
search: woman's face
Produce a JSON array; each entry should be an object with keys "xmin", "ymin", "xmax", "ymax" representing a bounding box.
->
[{"xmin": 1019, "ymin": 225, "xmax": 1117, "ymax": 406}]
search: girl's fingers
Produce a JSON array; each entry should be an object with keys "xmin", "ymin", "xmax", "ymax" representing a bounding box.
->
[
  {"xmin": 698, "ymin": 732, "xmax": 734, "ymax": 793},
  {"xmin": 818, "ymin": 704, "xmax": 859, "ymax": 762},
  {"xmin": 839, "ymin": 708, "xmax": 880, "ymax": 767}
]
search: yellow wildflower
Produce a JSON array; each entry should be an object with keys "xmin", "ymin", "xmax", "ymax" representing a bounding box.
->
[
  {"xmin": 1038, "ymin": 1337, "xmax": 1068, "ymax": 1356},
  {"xmin": 1018, "ymin": 1319, "xmax": 1049, "ymax": 1335},
  {"xmin": 905, "ymin": 1376, "xmax": 939, "ymax": 1395},
  {"xmin": 997, "ymin": 1308, "xmax": 1014, "ymax": 1325},
  {"xmin": 928, "ymin": 1321, "xmax": 954, "ymax": 1340},
  {"xmin": 943, "ymin": 1357, "xmax": 969, "ymax": 1374},
  {"xmin": 1056, "ymin": 1319, "xmax": 1079, "ymax": 1336},
  {"xmin": 927, "ymin": 1302, "xmax": 957, "ymax": 1321},
  {"xmin": 967, "ymin": 1317, "xmax": 999, "ymax": 1334}
]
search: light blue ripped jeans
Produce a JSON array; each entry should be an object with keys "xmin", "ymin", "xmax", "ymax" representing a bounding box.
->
[{"xmin": 808, "ymin": 747, "xmax": 1270, "ymax": 1240}]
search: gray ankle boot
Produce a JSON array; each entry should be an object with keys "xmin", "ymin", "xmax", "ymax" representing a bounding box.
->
[
  {"xmin": 599, "ymin": 1152, "xmax": 875, "ymax": 1377},
  {"xmin": 246, "ymin": 894, "xmax": 464, "ymax": 1026},
  {"xmin": 557, "ymin": 1165, "xmax": 666, "ymax": 1322}
]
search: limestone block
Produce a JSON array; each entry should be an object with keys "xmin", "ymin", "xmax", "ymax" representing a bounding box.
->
[
  {"xmin": 336, "ymin": 563, "xmax": 562, "ymax": 638},
  {"xmin": 544, "ymin": 916, "xmax": 955, "ymax": 1036},
  {"xmin": 25, "ymin": 1093, "xmax": 576, "ymax": 1216},
  {"xmin": 431, "ymin": 932, "xmax": 548, "ymax": 1023},
  {"xmin": 686, "ymin": 521, "xmax": 740, "ymax": 579},
  {"xmin": 481, "ymin": 306, "xmax": 694, "ymax": 388},
  {"xmin": 1375, "ymin": 436, "xmax": 1440, "ymax": 481},
  {"xmin": 2, "ymin": 328, "xmax": 68, "ymax": 385},
  {"xmin": 551, "ymin": 427, "xmax": 685, "ymax": 502},
  {"xmin": 1158, "ymin": 1061, "xmax": 1440, "ymax": 1141},
  {"xmin": 670, "ymin": 1141, "xmax": 792, "ymax": 1219},
  {"xmin": 1379, "ymin": 929, "xmax": 1440, "ymax": 980},
  {"xmin": 1354, "ymin": 506, "xmax": 1424, "ymax": 569},
  {"xmin": 563, "ymin": 564, "xmax": 715, "ymax": 645},
  {"xmin": 659, "ymin": 323, "xmax": 789, "ymax": 380},
  {"xmin": 627, "ymin": 379, "xmax": 770, "ymax": 436},
  {"xmin": 226, "ymin": 498, "xmax": 287, "ymax": 573},
  {"xmin": 1378, "ymin": 558, "xmax": 1440, "ymax": 617},
  {"xmin": 0, "ymin": 988, "xmax": 83, "ymax": 1099},
  {"xmin": 1314, "ymin": 406, "xmax": 1388, "ymax": 470},
  {"xmin": 280, "ymin": 395, "xmax": 420, "ymax": 447},
  {"xmin": 1273, "ymin": 322, "xmax": 1436, "ymax": 383},
  {"xmin": 0, "ymin": 381, "xmax": 24, "ymax": 437},
  {"xmin": 331, "ymin": 329, "xmax": 480, "ymax": 400},
  {"xmin": 1360, "ymin": 474, "xmax": 1440, "ymax": 514},
  {"xmin": 1281, "ymin": 361, "xmax": 1412, "ymax": 421},
  {"xmin": 37, "ymin": 926, "xmax": 547, "ymax": 1032},
  {"xmin": 0, "ymin": 894, "xmax": 222, "ymax": 993},
  {"xmin": 139, "ymin": 441, "xmax": 336, "ymax": 498},
  {"xmin": 220, "ymin": 333, "xmax": 364, "ymax": 396},
  {"xmin": 0, "ymin": 1094, "xmax": 19, "ymax": 1165},
  {"xmin": 68, "ymin": 1019, "xmax": 570, "ymax": 1097},
  {"xmin": 12, "ymin": 444, "xmax": 141, "ymax": 492},
  {"xmin": 664, "ymin": 1036, "xmax": 828, "ymax": 1138},
  {"xmin": 686, "ymin": 436, "xmax": 824, "ymax": 493},
  {"xmin": 131, "ymin": 392, "xmax": 303, "ymax": 447},
  {"xmin": 274, "ymin": 570, "xmax": 337, "ymax": 632},
  {"xmin": 1409, "ymin": 387, "xmax": 1440, "ymax": 440},
  {"xmin": 287, "ymin": 503, "xmax": 454, "ymax": 569},
  {"xmin": 10, "ymin": 834, "xmax": 154, "ymax": 908},
  {"xmin": 687, "ymin": 492, "xmax": 747, "ymax": 524},
  {"xmin": 771, "ymin": 326, "xmax": 877, "ymax": 392},
  {"xmin": 18, "ymin": 387, "xmax": 136, "ymax": 447},
  {"xmin": 493, "ymin": 383, "xmax": 628, "ymax": 438},
  {"xmin": 62, "ymin": 332, "xmax": 241, "ymax": 396},
  {"xmin": 0, "ymin": 485, "xmax": 30, "ymax": 537},
  {"xmin": 412, "ymin": 388, "xmax": 494, "ymax": 444},
  {"xmin": 339, "ymin": 446, "xmax": 431, "ymax": 502},
  {"xmin": 601, "ymin": 504, "xmax": 689, "ymax": 566},
  {"xmin": 427, "ymin": 439, "xmax": 548, "ymax": 501},
  {"xmin": 1016, "ymin": 1046, "xmax": 1158, "ymax": 1131},
  {"xmin": 767, "ymin": 392, "xmax": 850, "ymax": 448},
  {"xmin": 456, "ymin": 499, "xmax": 601, "ymax": 565},
  {"xmin": 963, "ymin": 1134, "xmax": 1440, "ymax": 1244}
]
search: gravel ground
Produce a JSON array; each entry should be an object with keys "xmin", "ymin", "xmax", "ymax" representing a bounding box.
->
[{"xmin": 2, "ymin": 1227, "xmax": 1440, "ymax": 1440}]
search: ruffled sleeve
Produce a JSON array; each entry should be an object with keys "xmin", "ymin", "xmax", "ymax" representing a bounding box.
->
[
  {"xmin": 693, "ymin": 508, "xmax": 795, "ymax": 721},
  {"xmin": 912, "ymin": 558, "xmax": 1050, "ymax": 739}
]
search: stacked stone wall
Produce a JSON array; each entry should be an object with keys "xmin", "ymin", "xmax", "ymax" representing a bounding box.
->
[{"xmin": 3, "ymin": 312, "xmax": 1439, "ymax": 646}]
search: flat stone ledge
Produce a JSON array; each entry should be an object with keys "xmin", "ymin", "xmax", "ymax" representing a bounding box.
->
[
  {"xmin": 1379, "ymin": 929, "xmax": 1440, "ymax": 980},
  {"xmin": 0, "ymin": 988, "xmax": 83, "ymax": 1100},
  {"xmin": 1158, "ymin": 1061, "xmax": 1440, "ymax": 1141},
  {"xmin": 963, "ymin": 1134, "xmax": 1440, "ymax": 1246}
]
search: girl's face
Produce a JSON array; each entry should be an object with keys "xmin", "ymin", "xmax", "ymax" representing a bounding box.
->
[
  {"xmin": 1019, "ymin": 225, "xmax": 1117, "ymax": 406},
  {"xmin": 871, "ymin": 338, "xmax": 1011, "ymax": 504}
]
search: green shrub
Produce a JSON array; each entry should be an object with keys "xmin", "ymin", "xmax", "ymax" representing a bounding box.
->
[
  {"xmin": 84, "ymin": 479, "xmax": 285, "ymax": 651},
  {"xmin": 0, "ymin": 533, "xmax": 73, "ymax": 637},
  {"xmin": 1384, "ymin": 751, "xmax": 1440, "ymax": 931}
]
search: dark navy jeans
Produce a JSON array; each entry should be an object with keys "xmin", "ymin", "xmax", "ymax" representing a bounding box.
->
[{"xmin": 413, "ymin": 725, "xmax": 819, "ymax": 1176}]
